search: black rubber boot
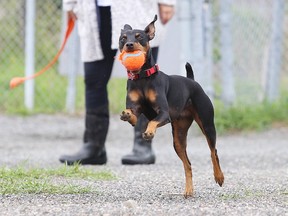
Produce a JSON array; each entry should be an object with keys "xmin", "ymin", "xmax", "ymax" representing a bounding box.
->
[
  {"xmin": 121, "ymin": 115, "xmax": 156, "ymax": 165},
  {"xmin": 59, "ymin": 106, "xmax": 109, "ymax": 165}
]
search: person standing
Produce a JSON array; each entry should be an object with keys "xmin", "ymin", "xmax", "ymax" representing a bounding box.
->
[{"xmin": 59, "ymin": 0, "xmax": 175, "ymax": 165}]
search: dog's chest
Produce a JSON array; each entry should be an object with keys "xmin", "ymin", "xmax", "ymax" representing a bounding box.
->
[{"xmin": 127, "ymin": 72, "xmax": 169, "ymax": 104}]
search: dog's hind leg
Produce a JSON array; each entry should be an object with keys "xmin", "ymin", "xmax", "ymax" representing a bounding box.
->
[
  {"xmin": 202, "ymin": 123, "xmax": 224, "ymax": 187},
  {"xmin": 171, "ymin": 118, "xmax": 193, "ymax": 198},
  {"xmin": 192, "ymin": 103, "xmax": 224, "ymax": 187}
]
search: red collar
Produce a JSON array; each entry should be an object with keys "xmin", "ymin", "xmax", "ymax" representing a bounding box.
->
[{"xmin": 127, "ymin": 64, "xmax": 159, "ymax": 80}]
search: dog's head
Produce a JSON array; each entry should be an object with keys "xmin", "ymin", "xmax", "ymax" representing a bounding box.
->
[{"xmin": 119, "ymin": 15, "xmax": 157, "ymax": 54}]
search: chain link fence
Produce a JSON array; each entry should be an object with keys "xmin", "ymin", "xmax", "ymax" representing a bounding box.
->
[
  {"xmin": 211, "ymin": 0, "xmax": 288, "ymax": 104},
  {"xmin": 1, "ymin": 0, "xmax": 85, "ymax": 113},
  {"xmin": 1, "ymin": 0, "xmax": 287, "ymax": 114}
]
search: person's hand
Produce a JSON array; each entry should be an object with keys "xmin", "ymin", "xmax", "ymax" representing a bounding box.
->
[
  {"xmin": 158, "ymin": 4, "xmax": 175, "ymax": 25},
  {"xmin": 67, "ymin": 10, "xmax": 77, "ymax": 22}
]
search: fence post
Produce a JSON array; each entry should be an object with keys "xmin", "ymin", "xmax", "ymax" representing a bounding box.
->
[
  {"xmin": 60, "ymin": 13, "xmax": 80, "ymax": 113},
  {"xmin": 203, "ymin": 1, "xmax": 214, "ymax": 100},
  {"xmin": 220, "ymin": 0, "xmax": 235, "ymax": 106},
  {"xmin": 65, "ymin": 31, "xmax": 78, "ymax": 114},
  {"xmin": 179, "ymin": 0, "xmax": 193, "ymax": 76},
  {"xmin": 24, "ymin": 0, "xmax": 36, "ymax": 110},
  {"xmin": 179, "ymin": 0, "xmax": 214, "ymax": 99},
  {"xmin": 190, "ymin": 0, "xmax": 205, "ymax": 85},
  {"xmin": 264, "ymin": 0, "xmax": 285, "ymax": 102}
]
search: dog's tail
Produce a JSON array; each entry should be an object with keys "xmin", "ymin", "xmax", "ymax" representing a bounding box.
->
[{"xmin": 185, "ymin": 62, "xmax": 194, "ymax": 80}]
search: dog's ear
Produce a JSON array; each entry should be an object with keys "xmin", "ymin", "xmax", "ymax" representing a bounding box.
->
[
  {"xmin": 121, "ymin": 24, "xmax": 132, "ymax": 34},
  {"xmin": 123, "ymin": 24, "xmax": 132, "ymax": 31},
  {"xmin": 144, "ymin": 15, "xmax": 157, "ymax": 41}
]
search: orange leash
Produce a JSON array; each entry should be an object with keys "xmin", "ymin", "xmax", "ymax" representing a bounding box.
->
[{"xmin": 10, "ymin": 18, "xmax": 75, "ymax": 89}]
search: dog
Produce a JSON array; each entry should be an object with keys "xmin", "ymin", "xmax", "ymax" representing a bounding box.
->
[{"xmin": 119, "ymin": 15, "xmax": 224, "ymax": 197}]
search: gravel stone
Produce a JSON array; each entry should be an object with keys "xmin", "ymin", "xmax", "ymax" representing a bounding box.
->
[{"xmin": 0, "ymin": 114, "xmax": 287, "ymax": 215}]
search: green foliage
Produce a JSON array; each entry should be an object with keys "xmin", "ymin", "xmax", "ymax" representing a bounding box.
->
[
  {"xmin": 108, "ymin": 78, "xmax": 127, "ymax": 113},
  {"xmin": 3, "ymin": 76, "xmax": 288, "ymax": 134},
  {"xmin": 0, "ymin": 164, "xmax": 116, "ymax": 195},
  {"xmin": 220, "ymin": 188, "xmax": 264, "ymax": 200},
  {"xmin": 215, "ymin": 97, "xmax": 288, "ymax": 134},
  {"xmin": 1, "ymin": 76, "xmax": 123, "ymax": 114},
  {"xmin": 1, "ymin": 1, "xmax": 71, "ymax": 114}
]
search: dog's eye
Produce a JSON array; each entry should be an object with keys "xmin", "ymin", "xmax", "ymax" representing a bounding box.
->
[
  {"xmin": 135, "ymin": 34, "xmax": 143, "ymax": 40},
  {"xmin": 121, "ymin": 36, "xmax": 127, "ymax": 43}
]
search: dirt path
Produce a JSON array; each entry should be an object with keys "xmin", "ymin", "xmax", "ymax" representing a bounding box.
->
[{"xmin": 0, "ymin": 114, "xmax": 287, "ymax": 215}]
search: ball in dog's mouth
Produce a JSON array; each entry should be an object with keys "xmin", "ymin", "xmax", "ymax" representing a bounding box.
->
[{"xmin": 119, "ymin": 50, "xmax": 145, "ymax": 71}]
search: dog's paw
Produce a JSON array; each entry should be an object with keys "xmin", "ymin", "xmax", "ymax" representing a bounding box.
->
[
  {"xmin": 184, "ymin": 190, "xmax": 193, "ymax": 198},
  {"xmin": 184, "ymin": 184, "xmax": 194, "ymax": 198},
  {"xmin": 120, "ymin": 110, "xmax": 137, "ymax": 126},
  {"xmin": 120, "ymin": 110, "xmax": 132, "ymax": 122},
  {"xmin": 142, "ymin": 131, "xmax": 155, "ymax": 140},
  {"xmin": 215, "ymin": 172, "xmax": 224, "ymax": 187}
]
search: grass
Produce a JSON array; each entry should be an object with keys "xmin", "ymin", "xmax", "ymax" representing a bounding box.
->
[
  {"xmin": 4, "ymin": 77, "xmax": 288, "ymax": 134},
  {"xmin": 0, "ymin": 164, "xmax": 116, "ymax": 195},
  {"xmin": 2, "ymin": 67, "xmax": 85, "ymax": 114},
  {"xmin": 220, "ymin": 186, "xmax": 288, "ymax": 201},
  {"xmin": 2, "ymin": 66, "xmax": 288, "ymax": 134},
  {"xmin": 220, "ymin": 189, "xmax": 265, "ymax": 201},
  {"xmin": 108, "ymin": 78, "xmax": 127, "ymax": 113},
  {"xmin": 214, "ymin": 97, "xmax": 288, "ymax": 134},
  {"xmin": 2, "ymin": 71, "xmax": 124, "ymax": 115}
]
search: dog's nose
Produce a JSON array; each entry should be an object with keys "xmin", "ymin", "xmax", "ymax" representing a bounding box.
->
[{"xmin": 125, "ymin": 42, "xmax": 134, "ymax": 50}]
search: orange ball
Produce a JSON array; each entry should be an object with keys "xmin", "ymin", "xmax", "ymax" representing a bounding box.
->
[{"xmin": 119, "ymin": 50, "xmax": 145, "ymax": 71}]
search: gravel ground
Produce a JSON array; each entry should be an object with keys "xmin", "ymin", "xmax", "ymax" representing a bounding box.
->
[{"xmin": 0, "ymin": 114, "xmax": 287, "ymax": 216}]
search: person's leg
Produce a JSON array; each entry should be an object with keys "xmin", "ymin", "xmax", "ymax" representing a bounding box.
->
[
  {"xmin": 59, "ymin": 6, "xmax": 116, "ymax": 165},
  {"xmin": 121, "ymin": 47, "xmax": 159, "ymax": 165}
]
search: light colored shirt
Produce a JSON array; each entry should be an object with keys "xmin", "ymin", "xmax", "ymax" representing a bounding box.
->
[{"xmin": 97, "ymin": 0, "xmax": 112, "ymax": 7}]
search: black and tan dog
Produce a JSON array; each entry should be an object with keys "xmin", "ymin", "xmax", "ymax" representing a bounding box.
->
[{"xmin": 119, "ymin": 15, "xmax": 224, "ymax": 197}]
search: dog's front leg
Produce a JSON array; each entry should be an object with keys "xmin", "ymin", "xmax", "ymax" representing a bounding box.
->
[
  {"xmin": 143, "ymin": 110, "xmax": 170, "ymax": 140},
  {"xmin": 143, "ymin": 97, "xmax": 170, "ymax": 140},
  {"xmin": 120, "ymin": 91, "xmax": 142, "ymax": 127},
  {"xmin": 120, "ymin": 108, "xmax": 138, "ymax": 126}
]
